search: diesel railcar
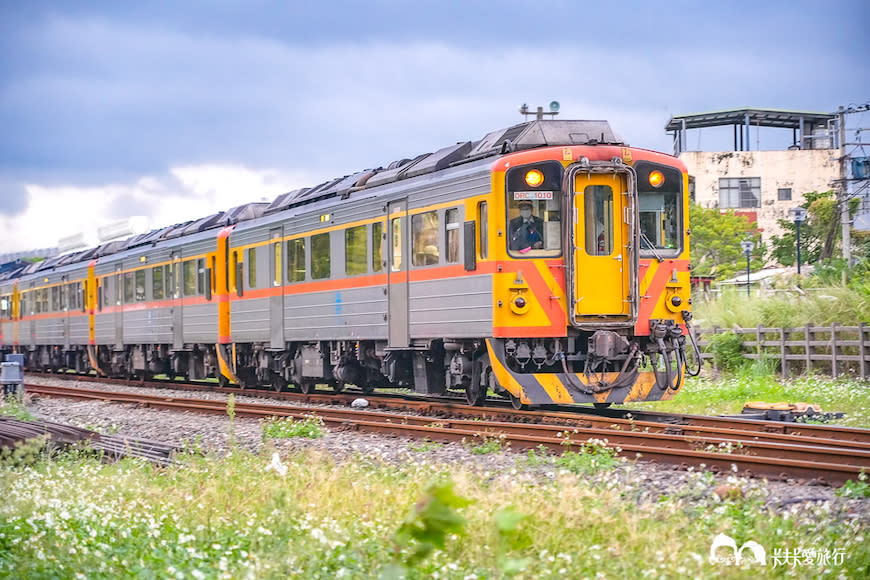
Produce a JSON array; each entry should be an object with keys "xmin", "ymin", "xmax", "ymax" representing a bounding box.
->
[{"xmin": 0, "ymin": 120, "xmax": 698, "ymax": 407}]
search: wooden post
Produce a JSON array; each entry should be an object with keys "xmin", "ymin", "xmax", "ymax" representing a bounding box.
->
[
  {"xmin": 711, "ymin": 325, "xmax": 720, "ymax": 372},
  {"xmin": 860, "ymin": 322, "xmax": 867, "ymax": 380},
  {"xmin": 831, "ymin": 323, "xmax": 838, "ymax": 378},
  {"xmin": 756, "ymin": 324, "xmax": 763, "ymax": 362},
  {"xmin": 804, "ymin": 324, "xmax": 813, "ymax": 375},
  {"xmin": 780, "ymin": 327, "xmax": 788, "ymax": 378}
]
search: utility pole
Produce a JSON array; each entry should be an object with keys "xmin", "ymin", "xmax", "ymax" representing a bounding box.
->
[{"xmin": 839, "ymin": 106, "xmax": 851, "ymax": 266}]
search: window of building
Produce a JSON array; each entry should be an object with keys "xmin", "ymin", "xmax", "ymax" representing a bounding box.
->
[
  {"xmin": 719, "ymin": 177, "xmax": 760, "ymax": 208},
  {"xmin": 247, "ymin": 247, "xmax": 257, "ymax": 289},
  {"xmin": 412, "ymin": 211, "xmax": 439, "ymax": 266},
  {"xmin": 445, "ymin": 208, "xmax": 460, "ymax": 263},
  {"xmin": 345, "ymin": 225, "xmax": 368, "ymax": 276},
  {"xmin": 286, "ymin": 238, "xmax": 306, "ymax": 282},
  {"xmin": 778, "ymin": 187, "xmax": 792, "ymax": 201},
  {"xmin": 183, "ymin": 260, "xmax": 197, "ymax": 296},
  {"xmin": 311, "ymin": 232, "xmax": 331, "ymax": 279},
  {"xmin": 372, "ymin": 221, "xmax": 384, "ymax": 272}
]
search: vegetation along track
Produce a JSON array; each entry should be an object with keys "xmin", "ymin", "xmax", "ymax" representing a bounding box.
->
[{"xmin": 23, "ymin": 379, "xmax": 870, "ymax": 486}]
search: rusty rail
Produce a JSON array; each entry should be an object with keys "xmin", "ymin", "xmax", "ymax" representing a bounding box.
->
[{"xmin": 23, "ymin": 382, "xmax": 870, "ymax": 485}]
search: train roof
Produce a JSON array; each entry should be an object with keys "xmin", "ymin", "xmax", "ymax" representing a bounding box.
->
[{"xmin": 20, "ymin": 119, "xmax": 623, "ymax": 275}]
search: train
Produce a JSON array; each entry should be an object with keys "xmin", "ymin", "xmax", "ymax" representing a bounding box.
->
[{"xmin": 0, "ymin": 119, "xmax": 699, "ymax": 408}]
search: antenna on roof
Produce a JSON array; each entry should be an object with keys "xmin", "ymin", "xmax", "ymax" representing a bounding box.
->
[{"xmin": 520, "ymin": 101, "xmax": 560, "ymax": 121}]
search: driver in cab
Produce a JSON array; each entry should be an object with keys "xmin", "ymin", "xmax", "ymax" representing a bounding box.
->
[{"xmin": 509, "ymin": 201, "xmax": 544, "ymax": 253}]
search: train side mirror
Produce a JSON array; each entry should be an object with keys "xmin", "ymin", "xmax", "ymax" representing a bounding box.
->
[{"xmin": 464, "ymin": 221, "xmax": 477, "ymax": 271}]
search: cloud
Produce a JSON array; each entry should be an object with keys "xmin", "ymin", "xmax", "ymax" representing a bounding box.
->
[{"xmin": 0, "ymin": 182, "xmax": 31, "ymax": 217}]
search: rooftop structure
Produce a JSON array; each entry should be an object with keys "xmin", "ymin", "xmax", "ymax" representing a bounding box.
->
[{"xmin": 666, "ymin": 107, "xmax": 837, "ymax": 155}]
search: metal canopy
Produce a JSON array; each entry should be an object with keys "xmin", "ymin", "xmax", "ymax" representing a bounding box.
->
[
  {"xmin": 666, "ymin": 107, "xmax": 837, "ymax": 155},
  {"xmin": 666, "ymin": 108, "xmax": 834, "ymax": 131}
]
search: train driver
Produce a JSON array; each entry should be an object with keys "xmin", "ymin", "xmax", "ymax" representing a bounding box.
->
[{"xmin": 509, "ymin": 201, "xmax": 545, "ymax": 252}]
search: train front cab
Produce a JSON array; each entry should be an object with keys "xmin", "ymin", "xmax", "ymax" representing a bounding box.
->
[{"xmin": 486, "ymin": 146, "xmax": 693, "ymax": 407}]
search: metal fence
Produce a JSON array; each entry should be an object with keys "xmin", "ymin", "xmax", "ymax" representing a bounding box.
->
[{"xmin": 695, "ymin": 323, "xmax": 870, "ymax": 379}]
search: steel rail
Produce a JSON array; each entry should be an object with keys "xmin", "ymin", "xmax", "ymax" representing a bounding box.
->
[{"xmin": 24, "ymin": 383, "xmax": 868, "ymax": 485}]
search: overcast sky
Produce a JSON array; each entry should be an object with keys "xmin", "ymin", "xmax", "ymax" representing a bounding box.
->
[{"xmin": 1, "ymin": 1, "xmax": 868, "ymax": 254}]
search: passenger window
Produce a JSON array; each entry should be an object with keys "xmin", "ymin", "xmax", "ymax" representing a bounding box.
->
[
  {"xmin": 124, "ymin": 272, "xmax": 135, "ymax": 303},
  {"xmin": 345, "ymin": 225, "xmax": 367, "ymax": 276},
  {"xmin": 273, "ymin": 240, "xmax": 282, "ymax": 286},
  {"xmin": 412, "ymin": 211, "xmax": 439, "ymax": 266},
  {"xmin": 135, "ymin": 270, "xmax": 146, "ymax": 302},
  {"xmin": 311, "ymin": 233, "xmax": 330, "ymax": 279},
  {"xmin": 183, "ymin": 260, "xmax": 197, "ymax": 296},
  {"xmin": 478, "ymin": 202, "xmax": 488, "ymax": 259},
  {"xmin": 584, "ymin": 185, "xmax": 613, "ymax": 255},
  {"xmin": 445, "ymin": 208, "xmax": 459, "ymax": 263},
  {"xmin": 152, "ymin": 266, "xmax": 164, "ymax": 300},
  {"xmin": 286, "ymin": 239, "xmax": 305, "ymax": 282},
  {"xmin": 197, "ymin": 259, "xmax": 206, "ymax": 294},
  {"xmin": 247, "ymin": 248, "xmax": 257, "ymax": 289},
  {"xmin": 372, "ymin": 221, "xmax": 384, "ymax": 272},
  {"xmin": 391, "ymin": 217, "xmax": 402, "ymax": 271}
]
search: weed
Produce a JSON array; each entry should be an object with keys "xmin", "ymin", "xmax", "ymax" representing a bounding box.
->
[
  {"xmin": 0, "ymin": 395, "xmax": 34, "ymax": 421},
  {"xmin": 465, "ymin": 433, "xmax": 506, "ymax": 455},
  {"xmin": 261, "ymin": 415, "xmax": 325, "ymax": 440},
  {"xmin": 707, "ymin": 331, "xmax": 746, "ymax": 372},
  {"xmin": 409, "ymin": 439, "xmax": 442, "ymax": 453},
  {"xmin": 555, "ymin": 438, "xmax": 619, "ymax": 474},
  {"xmin": 836, "ymin": 471, "xmax": 870, "ymax": 498}
]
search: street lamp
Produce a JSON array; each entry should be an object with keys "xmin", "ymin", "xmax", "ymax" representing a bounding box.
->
[
  {"xmin": 789, "ymin": 207, "xmax": 808, "ymax": 276},
  {"xmin": 740, "ymin": 240, "xmax": 754, "ymax": 296}
]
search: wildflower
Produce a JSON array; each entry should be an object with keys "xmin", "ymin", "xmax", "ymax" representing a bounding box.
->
[{"xmin": 265, "ymin": 452, "xmax": 288, "ymax": 476}]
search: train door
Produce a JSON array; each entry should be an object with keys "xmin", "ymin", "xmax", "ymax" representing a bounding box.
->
[
  {"xmin": 171, "ymin": 252, "xmax": 183, "ymax": 349},
  {"xmin": 387, "ymin": 200, "xmax": 409, "ymax": 348},
  {"xmin": 27, "ymin": 282, "xmax": 35, "ymax": 347},
  {"xmin": 114, "ymin": 266, "xmax": 124, "ymax": 350},
  {"xmin": 61, "ymin": 275, "xmax": 70, "ymax": 350},
  {"xmin": 269, "ymin": 227, "xmax": 284, "ymax": 349},
  {"xmin": 568, "ymin": 169, "xmax": 636, "ymax": 323}
]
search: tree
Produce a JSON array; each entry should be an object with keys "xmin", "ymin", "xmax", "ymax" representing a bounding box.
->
[
  {"xmin": 769, "ymin": 190, "xmax": 838, "ymax": 266},
  {"xmin": 689, "ymin": 204, "xmax": 765, "ymax": 280}
]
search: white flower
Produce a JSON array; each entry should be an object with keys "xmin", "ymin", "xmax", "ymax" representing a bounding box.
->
[{"xmin": 265, "ymin": 453, "xmax": 288, "ymax": 476}]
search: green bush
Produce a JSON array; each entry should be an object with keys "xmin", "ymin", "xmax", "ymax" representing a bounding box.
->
[{"xmin": 707, "ymin": 331, "xmax": 747, "ymax": 372}]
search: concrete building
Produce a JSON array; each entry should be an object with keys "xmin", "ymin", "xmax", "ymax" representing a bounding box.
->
[{"xmin": 666, "ymin": 108, "xmax": 839, "ymax": 245}]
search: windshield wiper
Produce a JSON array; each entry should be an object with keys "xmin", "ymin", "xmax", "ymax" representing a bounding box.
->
[{"xmin": 640, "ymin": 232, "xmax": 664, "ymax": 262}]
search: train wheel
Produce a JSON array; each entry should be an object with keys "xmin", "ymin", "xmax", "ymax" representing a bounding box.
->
[
  {"xmin": 299, "ymin": 381, "xmax": 315, "ymax": 395},
  {"xmin": 271, "ymin": 373, "xmax": 286, "ymax": 393},
  {"xmin": 331, "ymin": 382, "xmax": 345, "ymax": 394},
  {"xmin": 593, "ymin": 402, "xmax": 612, "ymax": 409},
  {"xmin": 509, "ymin": 391, "xmax": 524, "ymax": 410},
  {"xmin": 218, "ymin": 374, "xmax": 229, "ymax": 387},
  {"xmin": 465, "ymin": 374, "xmax": 486, "ymax": 406}
]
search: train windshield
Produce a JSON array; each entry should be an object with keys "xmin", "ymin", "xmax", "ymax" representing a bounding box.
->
[
  {"xmin": 506, "ymin": 193, "xmax": 562, "ymax": 257},
  {"xmin": 637, "ymin": 163, "xmax": 682, "ymax": 257}
]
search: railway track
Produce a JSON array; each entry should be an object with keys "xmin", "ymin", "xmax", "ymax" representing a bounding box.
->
[{"xmin": 23, "ymin": 381, "xmax": 870, "ymax": 486}]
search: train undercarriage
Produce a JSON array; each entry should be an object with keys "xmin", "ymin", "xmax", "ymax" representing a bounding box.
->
[{"xmin": 15, "ymin": 321, "xmax": 698, "ymax": 408}]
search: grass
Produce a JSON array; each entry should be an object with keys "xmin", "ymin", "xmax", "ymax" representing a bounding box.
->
[
  {"xmin": 0, "ymin": 446, "xmax": 867, "ymax": 578},
  {"xmin": 693, "ymin": 285, "xmax": 870, "ymax": 329},
  {"xmin": 622, "ymin": 368, "xmax": 870, "ymax": 428},
  {"xmin": 261, "ymin": 415, "xmax": 325, "ymax": 440}
]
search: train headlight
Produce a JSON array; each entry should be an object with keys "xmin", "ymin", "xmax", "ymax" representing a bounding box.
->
[
  {"xmin": 510, "ymin": 293, "xmax": 530, "ymax": 314},
  {"xmin": 524, "ymin": 169, "xmax": 545, "ymax": 188},
  {"xmin": 649, "ymin": 170, "xmax": 664, "ymax": 188}
]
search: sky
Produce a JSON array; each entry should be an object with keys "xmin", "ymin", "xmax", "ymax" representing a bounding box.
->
[{"xmin": 1, "ymin": 0, "xmax": 868, "ymax": 254}]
